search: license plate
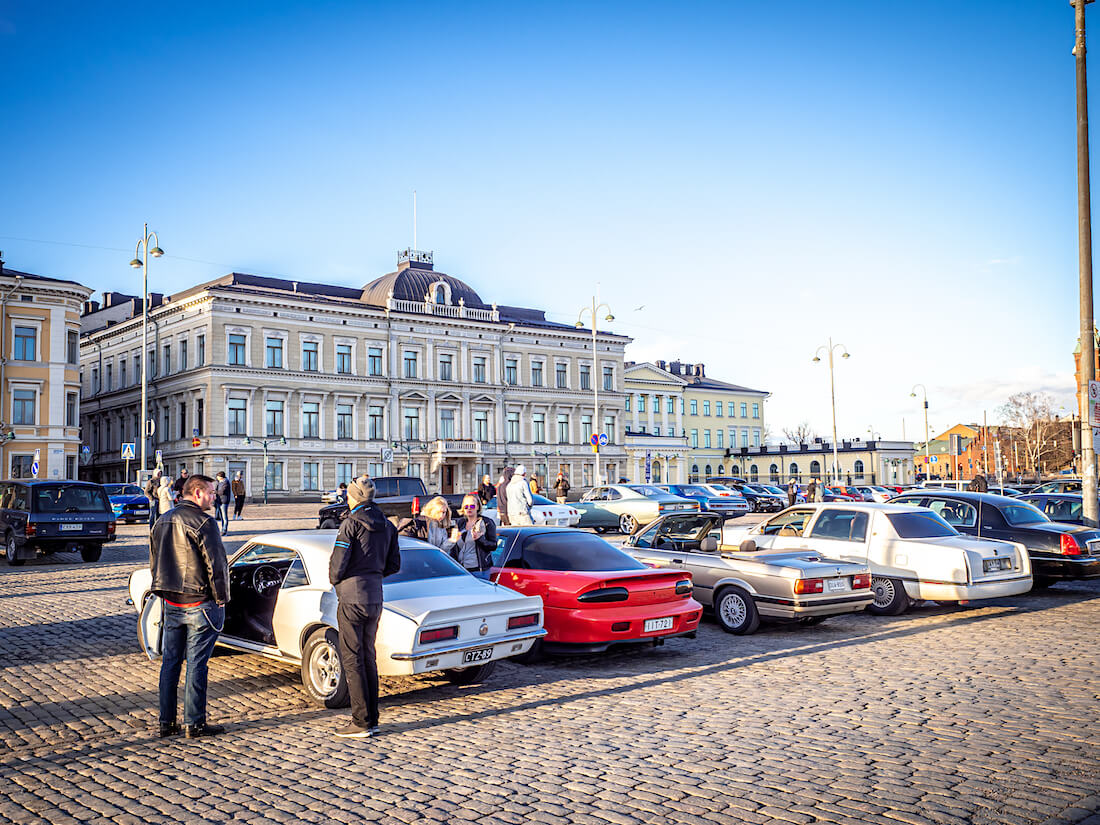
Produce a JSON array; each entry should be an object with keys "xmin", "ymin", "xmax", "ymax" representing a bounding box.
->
[
  {"xmin": 461, "ymin": 647, "xmax": 493, "ymax": 664},
  {"xmin": 60, "ymin": 524, "xmax": 83, "ymax": 531},
  {"xmin": 827, "ymin": 578, "xmax": 847, "ymax": 592},
  {"xmin": 644, "ymin": 616, "xmax": 674, "ymax": 633},
  {"xmin": 983, "ymin": 558, "xmax": 1008, "ymax": 573}
]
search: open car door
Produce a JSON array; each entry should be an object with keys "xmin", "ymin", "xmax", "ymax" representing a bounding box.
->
[{"xmin": 138, "ymin": 594, "xmax": 164, "ymax": 661}]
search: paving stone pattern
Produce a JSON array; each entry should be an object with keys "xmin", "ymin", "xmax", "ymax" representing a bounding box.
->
[{"xmin": 0, "ymin": 504, "xmax": 1098, "ymax": 824}]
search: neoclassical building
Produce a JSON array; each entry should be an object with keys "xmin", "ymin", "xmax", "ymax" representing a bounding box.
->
[
  {"xmin": 79, "ymin": 250, "xmax": 630, "ymax": 497},
  {"xmin": 623, "ymin": 361, "xmax": 690, "ymax": 483}
]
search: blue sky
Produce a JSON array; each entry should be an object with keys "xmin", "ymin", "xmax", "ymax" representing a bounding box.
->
[{"xmin": 0, "ymin": 0, "xmax": 1091, "ymax": 442}]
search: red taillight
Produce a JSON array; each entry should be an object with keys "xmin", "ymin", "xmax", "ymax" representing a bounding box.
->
[
  {"xmin": 507, "ymin": 613, "xmax": 539, "ymax": 630},
  {"xmin": 107, "ymin": 522, "xmax": 116, "ymax": 535},
  {"xmin": 1060, "ymin": 533, "xmax": 1084, "ymax": 556},
  {"xmin": 794, "ymin": 578, "xmax": 824, "ymax": 594},
  {"xmin": 418, "ymin": 625, "xmax": 458, "ymax": 644},
  {"xmin": 24, "ymin": 523, "xmax": 35, "ymax": 538},
  {"xmin": 852, "ymin": 573, "xmax": 871, "ymax": 589},
  {"xmin": 411, "ymin": 496, "xmax": 420, "ymax": 515}
]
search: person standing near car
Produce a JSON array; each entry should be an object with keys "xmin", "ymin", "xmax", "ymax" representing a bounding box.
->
[
  {"xmin": 495, "ymin": 467, "xmax": 514, "ymax": 526},
  {"xmin": 231, "ymin": 472, "xmax": 246, "ymax": 520},
  {"xmin": 553, "ymin": 471, "xmax": 570, "ymax": 505},
  {"xmin": 453, "ymin": 493, "xmax": 497, "ymax": 578},
  {"xmin": 507, "ymin": 464, "xmax": 534, "ymax": 526},
  {"xmin": 787, "ymin": 478, "xmax": 798, "ymax": 507},
  {"xmin": 145, "ymin": 469, "xmax": 162, "ymax": 530},
  {"xmin": 213, "ymin": 472, "xmax": 230, "ymax": 536},
  {"xmin": 813, "ymin": 478, "xmax": 825, "ymax": 502},
  {"xmin": 806, "ymin": 478, "xmax": 817, "ymax": 503},
  {"xmin": 158, "ymin": 476, "xmax": 174, "ymax": 518},
  {"xmin": 329, "ymin": 476, "xmax": 401, "ymax": 739},
  {"xmin": 478, "ymin": 474, "xmax": 495, "ymax": 506},
  {"xmin": 150, "ymin": 474, "xmax": 229, "ymax": 739},
  {"xmin": 172, "ymin": 468, "xmax": 189, "ymax": 503}
]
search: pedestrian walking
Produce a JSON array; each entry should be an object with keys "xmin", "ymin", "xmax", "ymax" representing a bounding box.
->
[
  {"xmin": 231, "ymin": 472, "xmax": 246, "ymax": 519},
  {"xmin": 813, "ymin": 478, "xmax": 825, "ymax": 502},
  {"xmin": 214, "ymin": 471, "xmax": 230, "ymax": 535},
  {"xmin": 806, "ymin": 478, "xmax": 817, "ymax": 503},
  {"xmin": 553, "ymin": 471, "xmax": 570, "ymax": 504},
  {"xmin": 507, "ymin": 464, "xmax": 535, "ymax": 526},
  {"xmin": 453, "ymin": 493, "xmax": 496, "ymax": 578},
  {"xmin": 787, "ymin": 478, "xmax": 797, "ymax": 507},
  {"xmin": 172, "ymin": 468, "xmax": 189, "ymax": 503},
  {"xmin": 329, "ymin": 476, "xmax": 401, "ymax": 739},
  {"xmin": 145, "ymin": 469, "xmax": 162, "ymax": 529},
  {"xmin": 150, "ymin": 474, "xmax": 229, "ymax": 738},
  {"xmin": 529, "ymin": 475, "xmax": 540, "ymax": 496},
  {"xmin": 495, "ymin": 467, "xmax": 514, "ymax": 526},
  {"xmin": 477, "ymin": 474, "xmax": 495, "ymax": 506},
  {"xmin": 158, "ymin": 476, "xmax": 174, "ymax": 517}
]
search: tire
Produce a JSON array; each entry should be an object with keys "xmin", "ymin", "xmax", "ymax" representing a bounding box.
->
[
  {"xmin": 1031, "ymin": 577, "xmax": 1056, "ymax": 590},
  {"xmin": 443, "ymin": 660, "xmax": 497, "ymax": 685},
  {"xmin": 593, "ymin": 525, "xmax": 609, "ymax": 534},
  {"xmin": 5, "ymin": 532, "xmax": 24, "ymax": 566},
  {"xmin": 618, "ymin": 513, "xmax": 637, "ymax": 535},
  {"xmin": 713, "ymin": 586, "xmax": 760, "ymax": 635},
  {"xmin": 867, "ymin": 576, "xmax": 910, "ymax": 616},
  {"xmin": 320, "ymin": 518, "xmax": 339, "ymax": 530},
  {"xmin": 300, "ymin": 627, "xmax": 349, "ymax": 708},
  {"xmin": 80, "ymin": 544, "xmax": 103, "ymax": 563},
  {"xmin": 747, "ymin": 500, "xmax": 758, "ymax": 513}
]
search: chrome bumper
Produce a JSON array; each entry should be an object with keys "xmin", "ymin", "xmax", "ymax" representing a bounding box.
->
[{"xmin": 390, "ymin": 628, "xmax": 547, "ymax": 661}]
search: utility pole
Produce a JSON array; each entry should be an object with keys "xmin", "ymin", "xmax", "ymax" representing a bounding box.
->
[{"xmin": 1075, "ymin": 0, "xmax": 1099, "ymax": 525}]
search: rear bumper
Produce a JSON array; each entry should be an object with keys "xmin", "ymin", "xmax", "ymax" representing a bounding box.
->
[
  {"xmin": 543, "ymin": 600, "xmax": 702, "ymax": 645},
  {"xmin": 906, "ymin": 575, "xmax": 1034, "ymax": 601},
  {"xmin": 755, "ymin": 592, "xmax": 874, "ymax": 619},
  {"xmin": 392, "ymin": 628, "xmax": 547, "ymax": 673},
  {"xmin": 1031, "ymin": 555, "xmax": 1100, "ymax": 580}
]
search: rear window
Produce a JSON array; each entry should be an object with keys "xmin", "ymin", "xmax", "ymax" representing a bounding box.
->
[
  {"xmin": 385, "ymin": 543, "xmax": 468, "ymax": 583},
  {"xmin": 373, "ymin": 478, "xmax": 426, "ymax": 498},
  {"xmin": 519, "ymin": 532, "xmax": 647, "ymax": 572},
  {"xmin": 628, "ymin": 485, "xmax": 665, "ymax": 497},
  {"xmin": 886, "ymin": 511, "xmax": 959, "ymax": 538},
  {"xmin": 32, "ymin": 485, "xmax": 111, "ymax": 514},
  {"xmin": 1001, "ymin": 503, "xmax": 1048, "ymax": 526}
]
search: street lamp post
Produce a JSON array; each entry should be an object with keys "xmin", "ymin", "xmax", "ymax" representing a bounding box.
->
[
  {"xmin": 910, "ymin": 384, "xmax": 930, "ymax": 480},
  {"xmin": 244, "ymin": 436, "xmax": 286, "ymax": 505},
  {"xmin": 392, "ymin": 440, "xmax": 427, "ymax": 476},
  {"xmin": 534, "ymin": 447, "xmax": 561, "ymax": 489},
  {"xmin": 129, "ymin": 225, "xmax": 164, "ymax": 485},
  {"xmin": 576, "ymin": 297, "xmax": 614, "ymax": 487},
  {"xmin": 812, "ymin": 337, "xmax": 850, "ymax": 485}
]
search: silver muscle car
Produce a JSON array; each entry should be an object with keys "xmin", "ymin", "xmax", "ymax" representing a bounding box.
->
[{"xmin": 622, "ymin": 512, "xmax": 873, "ymax": 634}]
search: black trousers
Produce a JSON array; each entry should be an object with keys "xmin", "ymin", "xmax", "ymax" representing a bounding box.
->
[
  {"xmin": 233, "ymin": 497, "xmax": 245, "ymax": 517},
  {"xmin": 336, "ymin": 601, "xmax": 382, "ymax": 729}
]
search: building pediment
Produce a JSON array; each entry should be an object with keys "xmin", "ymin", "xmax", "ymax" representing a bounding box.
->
[{"xmin": 624, "ymin": 362, "xmax": 687, "ymax": 387}]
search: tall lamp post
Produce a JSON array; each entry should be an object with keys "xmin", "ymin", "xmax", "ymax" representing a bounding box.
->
[
  {"xmin": 576, "ymin": 298, "xmax": 615, "ymax": 487},
  {"xmin": 243, "ymin": 435, "xmax": 286, "ymax": 505},
  {"xmin": 910, "ymin": 384, "xmax": 930, "ymax": 480},
  {"xmin": 812, "ymin": 338, "xmax": 850, "ymax": 484},
  {"xmin": 129, "ymin": 225, "xmax": 164, "ymax": 485},
  {"xmin": 534, "ymin": 447, "xmax": 561, "ymax": 489},
  {"xmin": 392, "ymin": 440, "xmax": 427, "ymax": 477}
]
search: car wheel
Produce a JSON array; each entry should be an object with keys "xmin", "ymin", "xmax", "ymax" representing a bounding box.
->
[
  {"xmin": 320, "ymin": 518, "xmax": 339, "ymax": 530},
  {"xmin": 300, "ymin": 627, "xmax": 350, "ymax": 708},
  {"xmin": 867, "ymin": 576, "xmax": 910, "ymax": 616},
  {"xmin": 443, "ymin": 660, "xmax": 497, "ymax": 685},
  {"xmin": 80, "ymin": 544, "xmax": 103, "ymax": 563},
  {"xmin": 5, "ymin": 532, "xmax": 24, "ymax": 567},
  {"xmin": 747, "ymin": 500, "xmax": 757, "ymax": 513},
  {"xmin": 619, "ymin": 514, "xmax": 637, "ymax": 535},
  {"xmin": 713, "ymin": 586, "xmax": 760, "ymax": 635}
]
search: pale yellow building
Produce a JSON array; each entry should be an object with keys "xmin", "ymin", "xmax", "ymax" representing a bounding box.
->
[{"xmin": 0, "ymin": 257, "xmax": 92, "ymax": 480}]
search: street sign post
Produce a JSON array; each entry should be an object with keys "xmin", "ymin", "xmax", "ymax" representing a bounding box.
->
[
  {"xmin": 121, "ymin": 443, "xmax": 136, "ymax": 484},
  {"xmin": 645, "ymin": 450, "xmax": 652, "ymax": 483},
  {"xmin": 381, "ymin": 447, "xmax": 394, "ymax": 463},
  {"xmin": 80, "ymin": 445, "xmax": 91, "ymax": 464},
  {"xmin": 155, "ymin": 449, "xmax": 163, "ymax": 470},
  {"xmin": 32, "ymin": 448, "xmax": 40, "ymax": 478}
]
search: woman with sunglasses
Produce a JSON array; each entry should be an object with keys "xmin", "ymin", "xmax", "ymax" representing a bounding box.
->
[{"xmin": 452, "ymin": 493, "xmax": 497, "ymax": 579}]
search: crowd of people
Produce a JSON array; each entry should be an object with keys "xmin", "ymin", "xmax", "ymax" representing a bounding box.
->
[{"xmin": 144, "ymin": 468, "xmax": 245, "ymax": 536}]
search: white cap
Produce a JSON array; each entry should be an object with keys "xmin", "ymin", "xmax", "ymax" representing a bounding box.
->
[{"xmin": 514, "ymin": 464, "xmax": 527, "ymax": 476}]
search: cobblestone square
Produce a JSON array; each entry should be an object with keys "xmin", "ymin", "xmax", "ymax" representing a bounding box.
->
[{"xmin": 1, "ymin": 505, "xmax": 1098, "ymax": 825}]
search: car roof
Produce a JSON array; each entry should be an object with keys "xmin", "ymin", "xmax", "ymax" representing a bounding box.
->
[
  {"xmin": 900, "ymin": 489, "xmax": 1023, "ymax": 505},
  {"xmin": 241, "ymin": 529, "xmax": 436, "ymax": 567},
  {"xmin": 781, "ymin": 502, "xmax": 933, "ymax": 514},
  {"xmin": 1, "ymin": 479, "xmax": 103, "ymax": 486}
]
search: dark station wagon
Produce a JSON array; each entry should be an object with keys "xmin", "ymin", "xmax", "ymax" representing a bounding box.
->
[{"xmin": 1, "ymin": 480, "xmax": 117, "ymax": 565}]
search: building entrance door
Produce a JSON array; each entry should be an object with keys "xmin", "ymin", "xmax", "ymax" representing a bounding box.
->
[{"xmin": 441, "ymin": 464, "xmax": 455, "ymax": 494}]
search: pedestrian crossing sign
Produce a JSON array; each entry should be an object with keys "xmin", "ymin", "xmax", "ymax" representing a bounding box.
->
[{"xmin": 121, "ymin": 442, "xmax": 136, "ymax": 460}]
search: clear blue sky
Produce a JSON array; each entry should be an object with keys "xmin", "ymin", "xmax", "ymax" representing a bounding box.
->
[{"xmin": 0, "ymin": 0, "xmax": 1092, "ymax": 441}]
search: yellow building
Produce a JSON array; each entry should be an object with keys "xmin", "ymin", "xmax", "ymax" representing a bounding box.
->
[{"xmin": 0, "ymin": 257, "xmax": 92, "ymax": 480}]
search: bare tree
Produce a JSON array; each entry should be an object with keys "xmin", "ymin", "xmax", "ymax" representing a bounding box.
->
[
  {"xmin": 998, "ymin": 392, "xmax": 1059, "ymax": 479},
  {"xmin": 781, "ymin": 421, "xmax": 817, "ymax": 445}
]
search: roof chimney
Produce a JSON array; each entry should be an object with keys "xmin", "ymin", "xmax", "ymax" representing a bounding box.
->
[
  {"xmin": 694, "ymin": 364, "xmax": 705, "ymax": 377},
  {"xmin": 669, "ymin": 360, "xmax": 681, "ymax": 375},
  {"xmin": 655, "ymin": 359, "xmax": 666, "ymax": 371}
]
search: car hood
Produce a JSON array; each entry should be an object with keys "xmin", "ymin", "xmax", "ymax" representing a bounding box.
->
[
  {"xmin": 726, "ymin": 550, "xmax": 868, "ymax": 576},
  {"xmin": 381, "ymin": 575, "xmax": 540, "ymax": 623}
]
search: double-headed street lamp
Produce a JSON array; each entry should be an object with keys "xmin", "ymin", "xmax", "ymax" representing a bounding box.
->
[
  {"xmin": 243, "ymin": 435, "xmax": 286, "ymax": 505},
  {"xmin": 392, "ymin": 440, "xmax": 428, "ymax": 477},
  {"xmin": 129, "ymin": 224, "xmax": 164, "ymax": 485},
  {"xmin": 812, "ymin": 337, "xmax": 850, "ymax": 484},
  {"xmin": 576, "ymin": 298, "xmax": 614, "ymax": 487},
  {"xmin": 910, "ymin": 384, "xmax": 931, "ymax": 479}
]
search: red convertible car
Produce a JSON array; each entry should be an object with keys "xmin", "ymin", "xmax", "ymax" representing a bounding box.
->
[{"xmin": 491, "ymin": 527, "xmax": 702, "ymax": 657}]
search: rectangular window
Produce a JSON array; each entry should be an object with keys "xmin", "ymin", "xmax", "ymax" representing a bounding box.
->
[
  {"xmin": 120, "ymin": 359, "xmax": 127, "ymax": 387},
  {"xmin": 368, "ymin": 347, "xmax": 383, "ymax": 376},
  {"xmin": 740, "ymin": 403, "xmax": 748, "ymax": 418},
  {"xmin": 149, "ymin": 348, "xmax": 157, "ymax": 378},
  {"xmin": 603, "ymin": 366, "xmax": 613, "ymax": 391},
  {"xmin": 302, "ymin": 402, "xmax": 320, "ymax": 438},
  {"xmin": 197, "ymin": 335, "xmax": 205, "ymax": 366},
  {"xmin": 473, "ymin": 356, "xmax": 486, "ymax": 383},
  {"xmin": 690, "ymin": 429, "xmax": 699, "ymax": 448},
  {"xmin": 336, "ymin": 344, "xmax": 352, "ymax": 374},
  {"xmin": 403, "ymin": 407, "xmax": 419, "ymax": 440},
  {"xmin": 741, "ymin": 430, "xmax": 749, "ymax": 448},
  {"xmin": 369, "ymin": 406, "xmax": 383, "ymax": 440},
  {"xmin": 162, "ymin": 407, "xmax": 170, "ymax": 440},
  {"xmin": 302, "ymin": 341, "xmax": 319, "ymax": 371},
  {"xmin": 557, "ymin": 414, "xmax": 569, "ymax": 444},
  {"xmin": 228, "ymin": 399, "xmax": 247, "ymax": 436},
  {"xmin": 752, "ymin": 403, "xmax": 760, "ymax": 419},
  {"xmin": 439, "ymin": 408, "xmax": 455, "ymax": 439},
  {"xmin": 717, "ymin": 430, "xmax": 724, "ymax": 449},
  {"xmin": 438, "ymin": 353, "xmax": 453, "ymax": 381},
  {"xmin": 266, "ymin": 401, "xmax": 284, "ymax": 437},
  {"xmin": 704, "ymin": 430, "xmax": 712, "ymax": 449},
  {"xmin": 668, "ymin": 397, "xmax": 675, "ymax": 414},
  {"xmin": 581, "ymin": 415, "xmax": 593, "ymax": 443},
  {"xmin": 690, "ymin": 400, "xmax": 698, "ymax": 415},
  {"xmin": 368, "ymin": 461, "xmax": 385, "ymax": 477},
  {"xmin": 505, "ymin": 358, "xmax": 518, "ymax": 385},
  {"xmin": 180, "ymin": 340, "xmax": 188, "ymax": 370},
  {"xmin": 164, "ymin": 344, "xmax": 171, "ymax": 375},
  {"xmin": 703, "ymin": 401, "xmax": 710, "ymax": 416},
  {"xmin": 531, "ymin": 362, "xmax": 544, "ymax": 387},
  {"xmin": 11, "ymin": 455, "xmax": 33, "ymax": 478},
  {"xmin": 753, "ymin": 429, "xmax": 761, "ymax": 446},
  {"xmin": 337, "ymin": 404, "xmax": 354, "ymax": 439},
  {"xmin": 178, "ymin": 402, "xmax": 187, "ymax": 439},
  {"xmin": 303, "ymin": 462, "xmax": 319, "ymax": 491},
  {"xmin": 716, "ymin": 402, "xmax": 723, "ymax": 417},
  {"xmin": 13, "ymin": 326, "xmax": 35, "ymax": 361},
  {"xmin": 532, "ymin": 413, "xmax": 546, "ymax": 443},
  {"xmin": 67, "ymin": 330, "xmax": 79, "ymax": 364},
  {"xmin": 403, "ymin": 351, "xmax": 418, "ymax": 379},
  {"xmin": 265, "ymin": 461, "xmax": 284, "ymax": 491},
  {"xmin": 580, "ymin": 365, "xmax": 591, "ymax": 390},
  {"xmin": 625, "ymin": 396, "xmax": 631, "ymax": 412},
  {"xmin": 473, "ymin": 411, "xmax": 488, "ymax": 442},
  {"xmin": 66, "ymin": 455, "xmax": 76, "ymax": 480},
  {"xmin": 228, "ymin": 334, "xmax": 246, "ymax": 365},
  {"xmin": 337, "ymin": 462, "xmax": 354, "ymax": 486},
  {"xmin": 106, "ymin": 364, "xmax": 112, "ymax": 391},
  {"xmin": 638, "ymin": 395, "xmax": 646, "ymax": 413},
  {"xmin": 556, "ymin": 363, "xmax": 568, "ymax": 389},
  {"xmin": 13, "ymin": 389, "xmax": 35, "ymax": 424},
  {"xmin": 266, "ymin": 337, "xmax": 284, "ymax": 368},
  {"xmin": 603, "ymin": 415, "xmax": 614, "ymax": 444},
  {"xmin": 506, "ymin": 412, "xmax": 520, "ymax": 443},
  {"xmin": 196, "ymin": 399, "xmax": 205, "ymax": 435},
  {"xmin": 66, "ymin": 392, "xmax": 77, "ymax": 427},
  {"xmin": 91, "ymin": 367, "xmax": 99, "ymax": 393}
]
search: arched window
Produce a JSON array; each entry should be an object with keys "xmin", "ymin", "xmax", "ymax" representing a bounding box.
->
[
  {"xmin": 704, "ymin": 464, "xmax": 712, "ymax": 477},
  {"xmin": 749, "ymin": 464, "xmax": 759, "ymax": 482},
  {"xmin": 810, "ymin": 460, "xmax": 822, "ymax": 477},
  {"xmin": 653, "ymin": 461, "xmax": 662, "ymax": 483},
  {"xmin": 769, "ymin": 463, "xmax": 779, "ymax": 482},
  {"xmin": 434, "ymin": 284, "xmax": 446, "ymax": 304},
  {"xmin": 854, "ymin": 459, "xmax": 865, "ymax": 480},
  {"xmin": 789, "ymin": 462, "xmax": 800, "ymax": 480},
  {"xmin": 731, "ymin": 465, "xmax": 741, "ymax": 477},
  {"xmin": 691, "ymin": 463, "xmax": 699, "ymax": 482},
  {"xmin": 717, "ymin": 465, "xmax": 725, "ymax": 475}
]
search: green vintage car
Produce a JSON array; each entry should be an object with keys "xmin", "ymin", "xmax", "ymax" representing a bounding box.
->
[{"xmin": 574, "ymin": 484, "xmax": 700, "ymax": 534}]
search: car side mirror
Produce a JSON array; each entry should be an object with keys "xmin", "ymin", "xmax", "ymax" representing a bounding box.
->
[
  {"xmin": 700, "ymin": 536, "xmax": 718, "ymax": 552},
  {"xmin": 739, "ymin": 539, "xmax": 757, "ymax": 553}
]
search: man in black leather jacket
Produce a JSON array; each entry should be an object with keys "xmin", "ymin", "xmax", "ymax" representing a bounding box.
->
[{"xmin": 149, "ymin": 473, "xmax": 229, "ymax": 739}]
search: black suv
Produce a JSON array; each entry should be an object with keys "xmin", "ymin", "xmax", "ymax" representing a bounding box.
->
[{"xmin": 1, "ymin": 480, "xmax": 117, "ymax": 565}]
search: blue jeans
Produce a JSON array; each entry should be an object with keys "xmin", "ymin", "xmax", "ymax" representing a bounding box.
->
[
  {"xmin": 159, "ymin": 601, "xmax": 223, "ymax": 727},
  {"xmin": 215, "ymin": 501, "xmax": 229, "ymax": 534},
  {"xmin": 148, "ymin": 501, "xmax": 159, "ymax": 529}
]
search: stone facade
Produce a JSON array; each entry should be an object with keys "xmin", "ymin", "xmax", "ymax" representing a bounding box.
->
[{"xmin": 727, "ymin": 439, "xmax": 917, "ymax": 486}]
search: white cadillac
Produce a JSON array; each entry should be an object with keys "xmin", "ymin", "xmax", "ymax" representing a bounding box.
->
[
  {"xmin": 128, "ymin": 531, "xmax": 545, "ymax": 707},
  {"xmin": 483, "ymin": 493, "xmax": 581, "ymax": 528},
  {"xmin": 724, "ymin": 503, "xmax": 1033, "ymax": 614}
]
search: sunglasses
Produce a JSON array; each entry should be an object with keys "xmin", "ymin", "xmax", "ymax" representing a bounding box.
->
[{"xmin": 463, "ymin": 504, "xmax": 479, "ymax": 510}]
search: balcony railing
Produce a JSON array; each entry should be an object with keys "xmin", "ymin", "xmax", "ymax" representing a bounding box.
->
[{"xmin": 387, "ymin": 297, "xmax": 500, "ymax": 322}]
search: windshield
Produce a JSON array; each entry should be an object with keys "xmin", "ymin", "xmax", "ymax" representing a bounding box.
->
[
  {"xmin": 628, "ymin": 485, "xmax": 667, "ymax": 497},
  {"xmin": 385, "ymin": 543, "xmax": 468, "ymax": 583},
  {"xmin": 32, "ymin": 485, "xmax": 111, "ymax": 514},
  {"xmin": 886, "ymin": 511, "xmax": 959, "ymax": 538},
  {"xmin": 105, "ymin": 484, "xmax": 144, "ymax": 496},
  {"xmin": 516, "ymin": 531, "xmax": 647, "ymax": 572},
  {"xmin": 1001, "ymin": 502, "xmax": 1049, "ymax": 525},
  {"xmin": 531, "ymin": 494, "xmax": 556, "ymax": 505},
  {"xmin": 745, "ymin": 485, "xmax": 770, "ymax": 494}
]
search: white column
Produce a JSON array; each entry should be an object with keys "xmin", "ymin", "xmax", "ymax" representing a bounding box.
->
[
  {"xmin": 661, "ymin": 394, "xmax": 669, "ymax": 433},
  {"xmin": 647, "ymin": 394, "xmax": 656, "ymax": 433},
  {"xmin": 631, "ymin": 392, "xmax": 639, "ymax": 431},
  {"xmin": 675, "ymin": 398, "xmax": 683, "ymax": 437}
]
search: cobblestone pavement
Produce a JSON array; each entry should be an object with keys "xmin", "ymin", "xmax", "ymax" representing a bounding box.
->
[{"xmin": 1, "ymin": 504, "xmax": 1099, "ymax": 825}]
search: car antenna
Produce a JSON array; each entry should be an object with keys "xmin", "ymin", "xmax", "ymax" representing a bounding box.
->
[{"xmin": 491, "ymin": 531, "xmax": 519, "ymax": 589}]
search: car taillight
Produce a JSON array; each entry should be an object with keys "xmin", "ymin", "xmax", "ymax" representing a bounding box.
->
[
  {"xmin": 507, "ymin": 613, "xmax": 539, "ymax": 629},
  {"xmin": 24, "ymin": 523, "xmax": 35, "ymax": 538},
  {"xmin": 577, "ymin": 586, "xmax": 629, "ymax": 603},
  {"xmin": 1060, "ymin": 534, "xmax": 1084, "ymax": 556},
  {"xmin": 570, "ymin": 509, "xmax": 577, "ymax": 515},
  {"xmin": 852, "ymin": 573, "xmax": 870, "ymax": 589},
  {"xmin": 419, "ymin": 626, "xmax": 458, "ymax": 644},
  {"xmin": 675, "ymin": 579, "xmax": 692, "ymax": 596},
  {"xmin": 793, "ymin": 578, "xmax": 824, "ymax": 594},
  {"xmin": 411, "ymin": 496, "xmax": 420, "ymax": 515},
  {"xmin": 107, "ymin": 522, "xmax": 116, "ymax": 535}
]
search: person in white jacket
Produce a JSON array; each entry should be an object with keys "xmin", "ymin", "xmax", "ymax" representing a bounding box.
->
[
  {"xmin": 157, "ymin": 476, "xmax": 175, "ymax": 519},
  {"xmin": 506, "ymin": 464, "xmax": 534, "ymax": 526}
]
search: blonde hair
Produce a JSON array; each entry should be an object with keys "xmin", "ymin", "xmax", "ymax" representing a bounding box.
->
[{"xmin": 421, "ymin": 495, "xmax": 451, "ymax": 525}]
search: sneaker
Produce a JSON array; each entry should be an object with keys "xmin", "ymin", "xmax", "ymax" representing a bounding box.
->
[
  {"xmin": 184, "ymin": 722, "xmax": 225, "ymax": 739},
  {"xmin": 159, "ymin": 722, "xmax": 180, "ymax": 738},
  {"xmin": 334, "ymin": 723, "xmax": 375, "ymax": 739}
]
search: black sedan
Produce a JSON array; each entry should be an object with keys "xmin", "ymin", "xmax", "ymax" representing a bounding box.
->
[
  {"xmin": 889, "ymin": 489, "xmax": 1100, "ymax": 587},
  {"xmin": 1018, "ymin": 494, "xmax": 1091, "ymax": 525}
]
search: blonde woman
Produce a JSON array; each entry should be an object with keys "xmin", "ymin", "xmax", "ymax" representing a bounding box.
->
[
  {"xmin": 404, "ymin": 495, "xmax": 458, "ymax": 555},
  {"xmin": 453, "ymin": 494, "xmax": 497, "ymax": 577}
]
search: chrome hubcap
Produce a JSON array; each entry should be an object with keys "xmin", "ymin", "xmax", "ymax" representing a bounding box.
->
[
  {"xmin": 719, "ymin": 594, "xmax": 747, "ymax": 628},
  {"xmin": 309, "ymin": 641, "xmax": 341, "ymax": 697},
  {"xmin": 872, "ymin": 577, "xmax": 894, "ymax": 607},
  {"xmin": 5, "ymin": 537, "xmax": 14, "ymax": 562}
]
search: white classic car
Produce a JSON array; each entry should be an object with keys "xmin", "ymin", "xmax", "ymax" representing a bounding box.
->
[
  {"xmin": 483, "ymin": 494, "xmax": 581, "ymax": 528},
  {"xmin": 129, "ymin": 531, "xmax": 546, "ymax": 707},
  {"xmin": 723, "ymin": 503, "xmax": 1033, "ymax": 614}
]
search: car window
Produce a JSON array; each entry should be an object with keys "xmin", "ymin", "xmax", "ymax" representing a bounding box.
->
[
  {"xmin": 628, "ymin": 485, "xmax": 666, "ymax": 497},
  {"xmin": 520, "ymin": 532, "xmax": 647, "ymax": 572},
  {"xmin": 658, "ymin": 515, "xmax": 719, "ymax": 541},
  {"xmin": 531, "ymin": 494, "xmax": 555, "ymax": 505},
  {"xmin": 1044, "ymin": 498, "xmax": 1082, "ymax": 522},
  {"xmin": 281, "ymin": 557, "xmax": 310, "ymax": 588},
  {"xmin": 32, "ymin": 485, "xmax": 110, "ymax": 514},
  {"xmin": 886, "ymin": 511, "xmax": 959, "ymax": 538},
  {"xmin": 582, "ymin": 488, "xmax": 604, "ymax": 502},
  {"xmin": 809, "ymin": 510, "xmax": 868, "ymax": 542},
  {"xmin": 928, "ymin": 499, "xmax": 977, "ymax": 528},
  {"xmin": 759, "ymin": 508, "xmax": 815, "ymax": 536},
  {"xmin": 386, "ymin": 543, "xmax": 469, "ymax": 582},
  {"xmin": 1001, "ymin": 502, "xmax": 1049, "ymax": 525},
  {"xmin": 606, "ymin": 488, "xmax": 623, "ymax": 501},
  {"xmin": 232, "ymin": 544, "xmax": 299, "ymax": 567},
  {"xmin": 632, "ymin": 522, "xmax": 662, "ymax": 548}
]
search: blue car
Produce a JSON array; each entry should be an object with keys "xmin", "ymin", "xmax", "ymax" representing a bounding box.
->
[
  {"xmin": 104, "ymin": 483, "xmax": 150, "ymax": 523},
  {"xmin": 657, "ymin": 484, "xmax": 750, "ymax": 519}
]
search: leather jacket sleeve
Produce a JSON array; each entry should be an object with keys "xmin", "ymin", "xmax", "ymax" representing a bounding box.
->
[
  {"xmin": 475, "ymin": 518, "xmax": 497, "ymax": 569},
  {"xmin": 196, "ymin": 517, "xmax": 230, "ymax": 604}
]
